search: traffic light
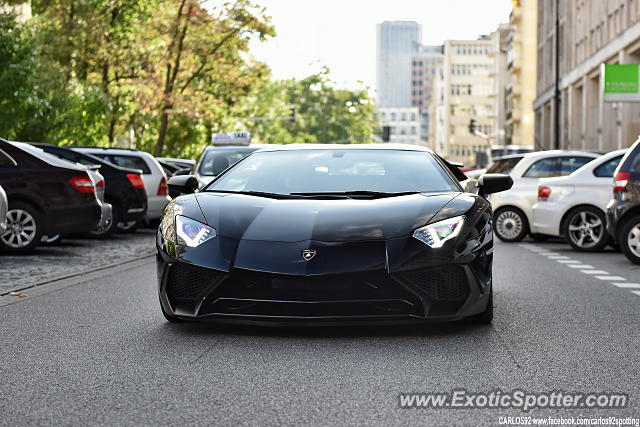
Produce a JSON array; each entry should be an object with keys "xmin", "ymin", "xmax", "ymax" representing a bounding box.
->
[
  {"xmin": 468, "ymin": 119, "xmax": 477, "ymax": 134},
  {"xmin": 382, "ymin": 126, "xmax": 391, "ymax": 142},
  {"xmin": 289, "ymin": 107, "xmax": 296, "ymax": 124}
]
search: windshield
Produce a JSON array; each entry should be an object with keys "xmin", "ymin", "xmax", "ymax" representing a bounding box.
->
[
  {"xmin": 198, "ymin": 148, "xmax": 257, "ymax": 176},
  {"xmin": 206, "ymin": 149, "xmax": 459, "ymax": 195},
  {"xmin": 486, "ymin": 156, "xmax": 523, "ymax": 174}
]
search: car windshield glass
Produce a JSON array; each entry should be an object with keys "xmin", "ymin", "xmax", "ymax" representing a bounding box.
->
[
  {"xmin": 486, "ymin": 157, "xmax": 522, "ymax": 174},
  {"xmin": 199, "ymin": 149, "xmax": 256, "ymax": 176},
  {"xmin": 206, "ymin": 149, "xmax": 459, "ymax": 195}
]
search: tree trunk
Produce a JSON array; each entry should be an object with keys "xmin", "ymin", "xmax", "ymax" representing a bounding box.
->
[{"xmin": 156, "ymin": 106, "xmax": 171, "ymax": 156}]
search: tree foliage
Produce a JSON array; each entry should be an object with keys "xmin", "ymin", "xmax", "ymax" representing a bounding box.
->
[{"xmin": 0, "ymin": 1, "xmax": 380, "ymax": 157}]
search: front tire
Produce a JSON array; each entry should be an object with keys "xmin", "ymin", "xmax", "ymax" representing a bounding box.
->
[
  {"xmin": 494, "ymin": 207, "xmax": 528, "ymax": 242},
  {"xmin": 0, "ymin": 202, "xmax": 44, "ymax": 254},
  {"xmin": 619, "ymin": 216, "xmax": 640, "ymax": 264},
  {"xmin": 563, "ymin": 207, "xmax": 608, "ymax": 252}
]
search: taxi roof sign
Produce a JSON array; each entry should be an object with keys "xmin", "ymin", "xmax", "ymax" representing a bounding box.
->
[{"xmin": 212, "ymin": 132, "xmax": 251, "ymax": 146}]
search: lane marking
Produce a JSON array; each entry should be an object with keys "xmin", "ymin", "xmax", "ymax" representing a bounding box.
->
[
  {"xmin": 557, "ymin": 260, "xmax": 580, "ymax": 264},
  {"xmin": 548, "ymin": 256, "xmax": 570, "ymax": 259},
  {"xmin": 595, "ymin": 276, "xmax": 626, "ymax": 281},
  {"xmin": 631, "ymin": 291, "xmax": 640, "ymax": 297},
  {"xmin": 581, "ymin": 270, "xmax": 610, "ymax": 275},
  {"xmin": 567, "ymin": 264, "xmax": 593, "ymax": 269},
  {"xmin": 612, "ymin": 283, "xmax": 640, "ymax": 288}
]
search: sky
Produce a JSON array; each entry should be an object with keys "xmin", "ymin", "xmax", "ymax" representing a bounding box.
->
[{"xmin": 246, "ymin": 0, "xmax": 513, "ymax": 89}]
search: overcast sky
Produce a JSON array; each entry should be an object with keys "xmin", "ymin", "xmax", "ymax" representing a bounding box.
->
[{"xmin": 246, "ymin": 0, "xmax": 512, "ymax": 89}]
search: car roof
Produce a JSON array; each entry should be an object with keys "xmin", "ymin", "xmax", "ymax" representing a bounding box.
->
[
  {"xmin": 253, "ymin": 143, "xmax": 434, "ymax": 153},
  {"xmin": 522, "ymin": 149, "xmax": 599, "ymax": 159}
]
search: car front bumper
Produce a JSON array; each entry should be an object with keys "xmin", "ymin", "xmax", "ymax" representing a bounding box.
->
[
  {"xmin": 531, "ymin": 202, "xmax": 562, "ymax": 236},
  {"xmin": 156, "ymin": 234, "xmax": 493, "ymax": 325}
]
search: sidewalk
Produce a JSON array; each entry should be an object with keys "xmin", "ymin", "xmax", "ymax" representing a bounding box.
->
[{"xmin": 0, "ymin": 229, "xmax": 156, "ymax": 294}]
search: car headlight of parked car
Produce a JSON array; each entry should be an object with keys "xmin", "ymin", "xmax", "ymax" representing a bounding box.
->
[{"xmin": 413, "ymin": 215, "xmax": 465, "ymax": 248}]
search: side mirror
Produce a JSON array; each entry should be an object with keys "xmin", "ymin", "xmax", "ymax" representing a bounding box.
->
[
  {"xmin": 168, "ymin": 175, "xmax": 199, "ymax": 198},
  {"xmin": 478, "ymin": 173, "xmax": 513, "ymax": 195}
]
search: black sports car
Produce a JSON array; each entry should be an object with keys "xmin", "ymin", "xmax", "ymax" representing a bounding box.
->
[{"xmin": 157, "ymin": 144, "xmax": 512, "ymax": 325}]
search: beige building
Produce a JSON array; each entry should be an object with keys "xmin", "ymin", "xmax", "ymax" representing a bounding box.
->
[
  {"xmin": 505, "ymin": 0, "xmax": 537, "ymax": 148},
  {"xmin": 534, "ymin": 0, "xmax": 640, "ymax": 151},
  {"xmin": 443, "ymin": 37, "xmax": 498, "ymax": 164}
]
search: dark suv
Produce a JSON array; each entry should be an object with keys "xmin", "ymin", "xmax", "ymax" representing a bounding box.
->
[
  {"xmin": 607, "ymin": 138, "xmax": 640, "ymax": 264},
  {"xmin": 29, "ymin": 143, "xmax": 148, "ymax": 235}
]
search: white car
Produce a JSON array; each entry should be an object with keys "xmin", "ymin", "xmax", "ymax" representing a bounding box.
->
[
  {"xmin": 531, "ymin": 149, "xmax": 627, "ymax": 251},
  {"xmin": 75, "ymin": 148, "xmax": 170, "ymax": 222},
  {"xmin": 488, "ymin": 150, "xmax": 600, "ymax": 242}
]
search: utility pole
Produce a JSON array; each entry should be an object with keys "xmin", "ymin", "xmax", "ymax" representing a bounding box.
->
[{"xmin": 554, "ymin": 0, "xmax": 561, "ymax": 150}]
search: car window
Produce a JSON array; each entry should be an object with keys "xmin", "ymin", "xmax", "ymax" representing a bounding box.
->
[
  {"xmin": 94, "ymin": 154, "xmax": 151, "ymax": 174},
  {"xmin": 0, "ymin": 149, "xmax": 17, "ymax": 167},
  {"xmin": 624, "ymin": 145, "xmax": 640, "ymax": 172},
  {"xmin": 523, "ymin": 158, "xmax": 558, "ymax": 178},
  {"xmin": 199, "ymin": 149, "xmax": 256, "ymax": 176},
  {"xmin": 559, "ymin": 156, "xmax": 594, "ymax": 176},
  {"xmin": 207, "ymin": 149, "xmax": 459, "ymax": 195},
  {"xmin": 486, "ymin": 157, "xmax": 523, "ymax": 174},
  {"xmin": 593, "ymin": 155, "xmax": 623, "ymax": 178}
]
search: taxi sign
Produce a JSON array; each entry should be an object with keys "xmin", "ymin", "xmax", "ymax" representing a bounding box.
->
[{"xmin": 212, "ymin": 132, "xmax": 251, "ymax": 145}]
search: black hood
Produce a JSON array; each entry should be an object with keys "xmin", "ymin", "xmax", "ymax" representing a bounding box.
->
[{"xmin": 192, "ymin": 191, "xmax": 461, "ymax": 242}]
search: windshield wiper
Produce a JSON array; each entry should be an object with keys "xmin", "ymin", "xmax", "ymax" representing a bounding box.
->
[
  {"xmin": 206, "ymin": 190, "xmax": 301, "ymax": 199},
  {"xmin": 290, "ymin": 191, "xmax": 421, "ymax": 199}
]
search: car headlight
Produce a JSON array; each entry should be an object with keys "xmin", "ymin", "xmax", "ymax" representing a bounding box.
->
[
  {"xmin": 413, "ymin": 215, "xmax": 465, "ymax": 248},
  {"xmin": 175, "ymin": 215, "xmax": 216, "ymax": 247}
]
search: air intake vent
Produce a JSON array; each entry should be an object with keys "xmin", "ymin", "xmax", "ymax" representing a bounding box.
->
[
  {"xmin": 395, "ymin": 266, "xmax": 469, "ymax": 301},
  {"xmin": 166, "ymin": 263, "xmax": 226, "ymax": 300}
]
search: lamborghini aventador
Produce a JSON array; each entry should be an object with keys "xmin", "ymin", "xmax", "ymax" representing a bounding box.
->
[{"xmin": 157, "ymin": 144, "xmax": 513, "ymax": 325}]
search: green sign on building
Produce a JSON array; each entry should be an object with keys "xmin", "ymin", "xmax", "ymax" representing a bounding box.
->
[{"xmin": 603, "ymin": 64, "xmax": 640, "ymax": 102}]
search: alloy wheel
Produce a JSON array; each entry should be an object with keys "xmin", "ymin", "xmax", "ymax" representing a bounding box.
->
[
  {"xmin": 567, "ymin": 211, "xmax": 604, "ymax": 249},
  {"xmin": 495, "ymin": 210, "xmax": 523, "ymax": 240},
  {"xmin": 1, "ymin": 209, "xmax": 37, "ymax": 249},
  {"xmin": 626, "ymin": 224, "xmax": 640, "ymax": 258}
]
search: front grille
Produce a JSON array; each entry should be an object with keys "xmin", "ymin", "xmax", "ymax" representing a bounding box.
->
[
  {"xmin": 395, "ymin": 266, "xmax": 469, "ymax": 302},
  {"xmin": 198, "ymin": 269, "xmax": 424, "ymax": 318},
  {"xmin": 166, "ymin": 263, "xmax": 226, "ymax": 300}
]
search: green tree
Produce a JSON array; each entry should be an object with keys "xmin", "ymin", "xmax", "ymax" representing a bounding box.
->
[{"xmin": 242, "ymin": 68, "xmax": 379, "ymax": 145}]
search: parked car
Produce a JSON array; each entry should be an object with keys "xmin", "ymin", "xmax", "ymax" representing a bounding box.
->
[
  {"xmin": 14, "ymin": 142, "xmax": 111, "ymax": 243},
  {"xmin": 29, "ymin": 143, "xmax": 147, "ymax": 235},
  {"xmin": 0, "ymin": 184, "xmax": 7, "ymax": 236},
  {"xmin": 488, "ymin": 150, "xmax": 600, "ymax": 242},
  {"xmin": 607, "ymin": 139, "xmax": 640, "ymax": 264},
  {"xmin": 74, "ymin": 147, "xmax": 170, "ymax": 224},
  {"xmin": 531, "ymin": 149, "xmax": 626, "ymax": 251},
  {"xmin": 193, "ymin": 145, "xmax": 269, "ymax": 189},
  {"xmin": 0, "ymin": 139, "xmax": 102, "ymax": 254},
  {"xmin": 157, "ymin": 159, "xmax": 182, "ymax": 177}
]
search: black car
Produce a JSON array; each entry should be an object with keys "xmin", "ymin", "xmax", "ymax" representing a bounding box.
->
[
  {"xmin": 157, "ymin": 144, "xmax": 512, "ymax": 325},
  {"xmin": 0, "ymin": 138, "xmax": 102, "ymax": 254},
  {"xmin": 607, "ymin": 138, "xmax": 640, "ymax": 264},
  {"xmin": 29, "ymin": 143, "xmax": 148, "ymax": 236}
]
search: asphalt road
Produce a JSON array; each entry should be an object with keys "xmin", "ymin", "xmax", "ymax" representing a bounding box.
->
[{"xmin": 1, "ymin": 239, "xmax": 639, "ymax": 426}]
